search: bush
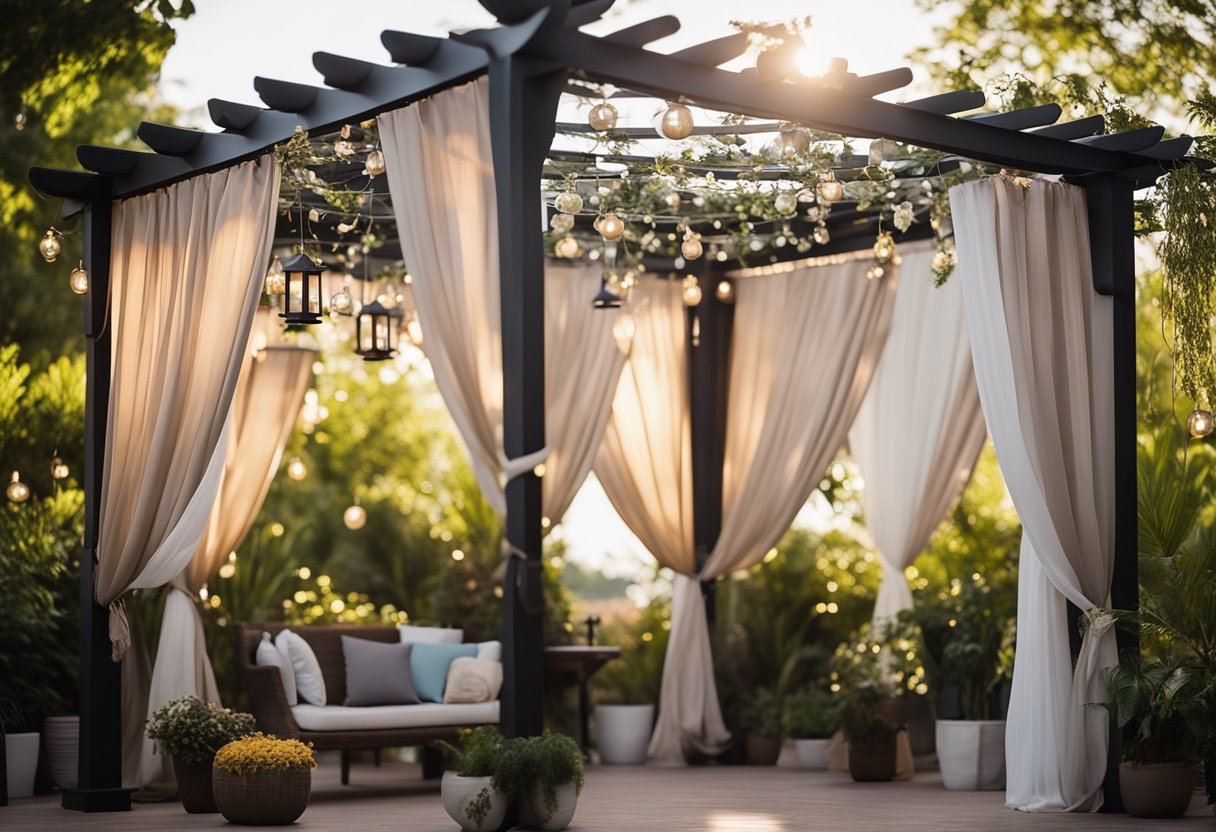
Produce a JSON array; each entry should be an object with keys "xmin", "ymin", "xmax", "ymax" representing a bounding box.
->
[
  {"xmin": 436, "ymin": 725, "xmax": 505, "ymax": 778},
  {"xmin": 842, "ymin": 687, "xmax": 900, "ymax": 744},
  {"xmin": 740, "ymin": 687, "xmax": 783, "ymax": 737},
  {"xmin": 783, "ymin": 687, "xmax": 843, "ymax": 739},
  {"xmin": 145, "ymin": 696, "xmax": 255, "ymax": 764},
  {"xmin": 494, "ymin": 731, "xmax": 584, "ymax": 823}
]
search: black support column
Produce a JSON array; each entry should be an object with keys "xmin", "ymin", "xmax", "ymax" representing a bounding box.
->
[
  {"xmin": 488, "ymin": 54, "xmax": 566, "ymax": 740},
  {"xmin": 1085, "ymin": 172, "xmax": 1138, "ymax": 815},
  {"xmin": 62, "ymin": 197, "xmax": 130, "ymax": 813}
]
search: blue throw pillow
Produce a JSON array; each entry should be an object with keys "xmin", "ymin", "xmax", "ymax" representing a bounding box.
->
[{"xmin": 410, "ymin": 642, "xmax": 477, "ymax": 702}]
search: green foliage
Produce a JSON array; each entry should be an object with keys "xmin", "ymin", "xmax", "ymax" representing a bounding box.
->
[
  {"xmin": 783, "ymin": 686, "xmax": 844, "ymax": 740},
  {"xmin": 1103, "ymin": 659, "xmax": 1206, "ymax": 765},
  {"xmin": 493, "ymin": 731, "xmax": 584, "ymax": 822},
  {"xmin": 830, "ymin": 615, "xmax": 926, "ymax": 698},
  {"xmin": 740, "ymin": 687, "xmax": 784, "ymax": 738},
  {"xmin": 435, "ymin": 726, "xmax": 505, "ymax": 778},
  {"xmin": 591, "ymin": 590, "xmax": 669, "ymax": 706},
  {"xmin": 841, "ymin": 686, "xmax": 900, "ymax": 744},
  {"xmin": 145, "ymin": 696, "xmax": 255, "ymax": 764}
]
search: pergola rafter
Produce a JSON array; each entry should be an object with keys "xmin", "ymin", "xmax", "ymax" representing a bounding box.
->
[{"xmin": 28, "ymin": 0, "xmax": 1203, "ymax": 815}]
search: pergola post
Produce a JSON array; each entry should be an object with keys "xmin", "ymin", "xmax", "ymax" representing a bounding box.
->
[
  {"xmin": 1085, "ymin": 172, "xmax": 1138, "ymax": 814},
  {"xmin": 487, "ymin": 53, "xmax": 566, "ymax": 740},
  {"xmin": 62, "ymin": 197, "xmax": 131, "ymax": 813}
]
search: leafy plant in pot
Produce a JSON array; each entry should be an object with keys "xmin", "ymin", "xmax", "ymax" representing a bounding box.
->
[
  {"xmin": 495, "ymin": 731, "xmax": 585, "ymax": 831},
  {"xmin": 783, "ymin": 686, "xmax": 843, "ymax": 770},
  {"xmin": 841, "ymin": 686, "xmax": 902, "ymax": 782},
  {"xmin": 145, "ymin": 695, "xmax": 255, "ymax": 813},
  {"xmin": 435, "ymin": 727, "xmax": 509, "ymax": 832},
  {"xmin": 591, "ymin": 595, "xmax": 665, "ymax": 764}
]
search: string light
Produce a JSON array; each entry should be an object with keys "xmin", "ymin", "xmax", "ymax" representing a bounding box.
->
[
  {"xmin": 364, "ymin": 149, "xmax": 386, "ymax": 178},
  {"xmin": 343, "ymin": 504, "xmax": 367, "ymax": 530},
  {"xmin": 817, "ymin": 174, "xmax": 844, "ymax": 204},
  {"xmin": 555, "ymin": 190, "xmax": 583, "ymax": 214},
  {"xmin": 6, "ymin": 471, "xmax": 30, "ymax": 503},
  {"xmin": 50, "ymin": 457, "xmax": 69, "ymax": 480},
  {"xmin": 682, "ymin": 275, "xmax": 702, "ymax": 307},
  {"xmin": 68, "ymin": 260, "xmax": 88, "ymax": 294},
  {"xmin": 588, "ymin": 101, "xmax": 618, "ymax": 132},
  {"xmin": 655, "ymin": 102, "xmax": 694, "ymax": 140},
  {"xmin": 1188, "ymin": 408, "xmax": 1214, "ymax": 438},
  {"xmin": 286, "ymin": 458, "xmax": 308, "ymax": 481},
  {"xmin": 715, "ymin": 280, "xmax": 734, "ymax": 303},
  {"xmin": 597, "ymin": 212, "xmax": 625, "ymax": 241},
  {"xmin": 39, "ymin": 228, "xmax": 62, "ymax": 262}
]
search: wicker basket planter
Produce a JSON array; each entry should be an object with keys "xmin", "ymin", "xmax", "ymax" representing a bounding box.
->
[{"xmin": 213, "ymin": 767, "xmax": 311, "ymax": 825}]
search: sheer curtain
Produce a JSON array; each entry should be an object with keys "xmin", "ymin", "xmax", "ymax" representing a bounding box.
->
[
  {"xmin": 951, "ymin": 177, "xmax": 1115, "ymax": 812},
  {"xmin": 849, "ymin": 246, "xmax": 986, "ymax": 620},
  {"xmin": 612, "ymin": 256, "xmax": 898, "ymax": 764},
  {"xmin": 96, "ymin": 155, "xmax": 280, "ymax": 660},
  {"xmin": 380, "ymin": 80, "xmax": 624, "ymax": 528}
]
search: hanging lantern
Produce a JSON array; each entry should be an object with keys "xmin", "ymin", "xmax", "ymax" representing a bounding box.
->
[
  {"xmin": 817, "ymin": 175, "xmax": 845, "ymax": 203},
  {"xmin": 279, "ymin": 253, "xmax": 326, "ymax": 325},
  {"xmin": 286, "ymin": 458, "xmax": 308, "ymax": 481},
  {"xmin": 6, "ymin": 471, "xmax": 29, "ymax": 503},
  {"xmin": 681, "ymin": 233, "xmax": 703, "ymax": 261},
  {"xmin": 39, "ymin": 228, "xmax": 62, "ymax": 262},
  {"xmin": 715, "ymin": 280, "xmax": 734, "ymax": 303},
  {"xmin": 554, "ymin": 235, "xmax": 583, "ymax": 259},
  {"xmin": 68, "ymin": 260, "xmax": 89, "ymax": 294},
  {"xmin": 364, "ymin": 149, "xmax": 386, "ymax": 177},
  {"xmin": 592, "ymin": 274, "xmax": 622, "ymax": 309},
  {"xmin": 655, "ymin": 102, "xmax": 694, "ymax": 140},
  {"xmin": 264, "ymin": 256, "xmax": 286, "ymax": 295},
  {"xmin": 354, "ymin": 299, "xmax": 396, "ymax": 361},
  {"xmin": 1188, "ymin": 408, "xmax": 1215, "ymax": 438},
  {"xmin": 597, "ymin": 212, "xmax": 625, "ymax": 241},
  {"xmin": 682, "ymin": 275, "xmax": 702, "ymax": 307},
  {"xmin": 343, "ymin": 504, "xmax": 367, "ymax": 530},
  {"xmin": 588, "ymin": 101, "xmax": 618, "ymax": 132},
  {"xmin": 872, "ymin": 230, "xmax": 896, "ymax": 264},
  {"xmin": 555, "ymin": 190, "xmax": 583, "ymax": 214},
  {"xmin": 50, "ymin": 457, "xmax": 69, "ymax": 480}
]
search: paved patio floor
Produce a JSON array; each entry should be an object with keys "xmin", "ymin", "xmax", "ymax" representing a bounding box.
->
[{"xmin": 4, "ymin": 757, "xmax": 1211, "ymax": 831}]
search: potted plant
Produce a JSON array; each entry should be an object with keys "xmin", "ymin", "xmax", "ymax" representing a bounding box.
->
[
  {"xmin": 436, "ymin": 727, "xmax": 509, "ymax": 832},
  {"xmin": 1, "ymin": 699, "xmax": 38, "ymax": 801},
  {"xmin": 740, "ymin": 687, "xmax": 784, "ymax": 765},
  {"xmin": 783, "ymin": 687, "xmax": 843, "ymax": 770},
  {"xmin": 915, "ymin": 579, "xmax": 1016, "ymax": 791},
  {"xmin": 496, "ymin": 731, "xmax": 585, "ymax": 831},
  {"xmin": 592, "ymin": 614, "xmax": 662, "ymax": 765},
  {"xmin": 211, "ymin": 732, "xmax": 315, "ymax": 825},
  {"xmin": 145, "ymin": 696, "xmax": 255, "ymax": 813},
  {"xmin": 842, "ymin": 686, "xmax": 901, "ymax": 782}
]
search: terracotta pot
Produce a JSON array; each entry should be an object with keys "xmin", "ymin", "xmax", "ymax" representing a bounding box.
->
[
  {"xmin": 213, "ymin": 766, "xmax": 311, "ymax": 825},
  {"xmin": 1119, "ymin": 762, "xmax": 1194, "ymax": 819},
  {"xmin": 793, "ymin": 738, "xmax": 831, "ymax": 770},
  {"xmin": 440, "ymin": 772, "xmax": 508, "ymax": 832},
  {"xmin": 936, "ymin": 720, "xmax": 1006, "ymax": 790},
  {"xmin": 745, "ymin": 734, "xmax": 782, "ymax": 766},
  {"xmin": 519, "ymin": 782, "xmax": 579, "ymax": 830},
  {"xmin": 173, "ymin": 756, "xmax": 217, "ymax": 813},
  {"xmin": 848, "ymin": 736, "xmax": 897, "ymax": 782}
]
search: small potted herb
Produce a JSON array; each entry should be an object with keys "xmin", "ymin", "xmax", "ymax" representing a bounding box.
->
[
  {"xmin": 842, "ymin": 687, "xmax": 901, "ymax": 782},
  {"xmin": 496, "ymin": 732, "xmax": 585, "ymax": 831},
  {"xmin": 783, "ymin": 687, "xmax": 843, "ymax": 770},
  {"xmin": 145, "ymin": 695, "xmax": 255, "ymax": 813},
  {"xmin": 436, "ymin": 727, "xmax": 508, "ymax": 832},
  {"xmin": 740, "ymin": 687, "xmax": 784, "ymax": 765},
  {"xmin": 211, "ymin": 732, "xmax": 316, "ymax": 825}
]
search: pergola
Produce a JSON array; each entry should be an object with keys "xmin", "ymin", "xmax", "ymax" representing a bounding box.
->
[{"xmin": 29, "ymin": 0, "xmax": 1200, "ymax": 815}]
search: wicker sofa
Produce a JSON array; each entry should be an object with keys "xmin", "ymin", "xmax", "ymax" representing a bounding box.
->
[{"xmin": 233, "ymin": 622, "xmax": 499, "ymax": 783}]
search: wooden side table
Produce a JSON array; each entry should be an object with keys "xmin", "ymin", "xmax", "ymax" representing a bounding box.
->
[{"xmin": 543, "ymin": 646, "xmax": 621, "ymax": 755}]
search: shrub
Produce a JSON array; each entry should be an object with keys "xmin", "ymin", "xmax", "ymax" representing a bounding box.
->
[
  {"xmin": 783, "ymin": 687, "xmax": 844, "ymax": 739},
  {"xmin": 495, "ymin": 732, "xmax": 584, "ymax": 823},
  {"xmin": 145, "ymin": 696, "xmax": 255, "ymax": 764},
  {"xmin": 842, "ymin": 687, "xmax": 900, "ymax": 744}
]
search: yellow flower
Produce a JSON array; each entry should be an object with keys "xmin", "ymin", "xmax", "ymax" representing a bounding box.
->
[{"xmin": 213, "ymin": 733, "xmax": 317, "ymax": 775}]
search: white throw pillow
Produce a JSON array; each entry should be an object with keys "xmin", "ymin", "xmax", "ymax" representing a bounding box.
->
[
  {"xmin": 275, "ymin": 629, "xmax": 326, "ymax": 706},
  {"xmin": 477, "ymin": 640, "xmax": 502, "ymax": 662},
  {"xmin": 398, "ymin": 624, "xmax": 464, "ymax": 645},
  {"xmin": 443, "ymin": 657, "xmax": 504, "ymax": 704},
  {"xmin": 256, "ymin": 632, "xmax": 297, "ymax": 704}
]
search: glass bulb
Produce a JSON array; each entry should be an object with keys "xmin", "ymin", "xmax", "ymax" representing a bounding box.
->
[
  {"xmin": 1188, "ymin": 408, "xmax": 1214, "ymax": 438},
  {"xmin": 655, "ymin": 103, "xmax": 694, "ymax": 140},
  {"xmin": 716, "ymin": 280, "xmax": 734, "ymax": 303},
  {"xmin": 69, "ymin": 261, "xmax": 88, "ymax": 294},
  {"xmin": 682, "ymin": 276, "xmax": 702, "ymax": 307},
  {"xmin": 588, "ymin": 102, "xmax": 618, "ymax": 132},
  {"xmin": 774, "ymin": 192, "xmax": 798, "ymax": 216},
  {"xmin": 598, "ymin": 213, "xmax": 625, "ymax": 241},
  {"xmin": 555, "ymin": 191, "xmax": 583, "ymax": 214},
  {"xmin": 817, "ymin": 178, "xmax": 845, "ymax": 203},
  {"xmin": 365, "ymin": 149, "xmax": 386, "ymax": 177},
  {"xmin": 550, "ymin": 213, "xmax": 575, "ymax": 233},
  {"xmin": 39, "ymin": 230, "xmax": 61, "ymax": 263},
  {"xmin": 286, "ymin": 458, "xmax": 308, "ymax": 481},
  {"xmin": 50, "ymin": 458, "xmax": 69, "ymax": 480},
  {"xmin": 343, "ymin": 504, "xmax": 367, "ymax": 530},
  {"xmin": 330, "ymin": 289, "xmax": 353, "ymax": 315},
  {"xmin": 681, "ymin": 236, "xmax": 703, "ymax": 260},
  {"xmin": 554, "ymin": 235, "xmax": 582, "ymax": 259},
  {"xmin": 6, "ymin": 471, "xmax": 29, "ymax": 503}
]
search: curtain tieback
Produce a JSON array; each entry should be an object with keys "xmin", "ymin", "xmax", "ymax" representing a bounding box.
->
[
  {"xmin": 108, "ymin": 597, "xmax": 132, "ymax": 662},
  {"xmin": 1083, "ymin": 608, "xmax": 1115, "ymax": 639},
  {"xmin": 500, "ymin": 538, "xmax": 529, "ymax": 561},
  {"xmin": 499, "ymin": 446, "xmax": 550, "ymax": 483}
]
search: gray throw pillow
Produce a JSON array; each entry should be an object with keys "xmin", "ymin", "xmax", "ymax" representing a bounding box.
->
[{"xmin": 342, "ymin": 636, "xmax": 420, "ymax": 706}]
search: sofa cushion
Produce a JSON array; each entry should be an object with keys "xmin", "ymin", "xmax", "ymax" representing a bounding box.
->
[
  {"xmin": 399, "ymin": 624, "xmax": 464, "ymax": 645},
  {"xmin": 291, "ymin": 701, "xmax": 499, "ymax": 732},
  {"xmin": 411, "ymin": 643, "xmax": 478, "ymax": 703},
  {"xmin": 477, "ymin": 640, "xmax": 502, "ymax": 662},
  {"xmin": 276, "ymin": 629, "xmax": 326, "ymax": 706},
  {"xmin": 342, "ymin": 636, "xmax": 420, "ymax": 707},
  {"xmin": 444, "ymin": 657, "xmax": 503, "ymax": 704},
  {"xmin": 256, "ymin": 632, "xmax": 297, "ymax": 704}
]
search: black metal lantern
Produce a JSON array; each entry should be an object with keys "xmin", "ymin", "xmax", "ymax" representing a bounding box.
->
[
  {"xmin": 592, "ymin": 279, "xmax": 622, "ymax": 309},
  {"xmin": 279, "ymin": 252, "xmax": 326, "ymax": 325},
  {"xmin": 355, "ymin": 299, "xmax": 396, "ymax": 361}
]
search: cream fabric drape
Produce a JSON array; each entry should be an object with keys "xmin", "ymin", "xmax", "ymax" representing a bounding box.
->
[
  {"xmin": 138, "ymin": 310, "xmax": 314, "ymax": 787},
  {"xmin": 849, "ymin": 246, "xmax": 986, "ymax": 620},
  {"xmin": 96, "ymin": 155, "xmax": 280, "ymax": 659},
  {"xmin": 633, "ymin": 256, "xmax": 899, "ymax": 764},
  {"xmin": 380, "ymin": 80, "xmax": 625, "ymax": 528},
  {"xmin": 951, "ymin": 177, "xmax": 1115, "ymax": 812}
]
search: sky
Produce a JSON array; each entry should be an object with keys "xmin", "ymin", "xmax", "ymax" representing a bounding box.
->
[{"xmin": 156, "ymin": 1, "xmax": 947, "ymax": 579}]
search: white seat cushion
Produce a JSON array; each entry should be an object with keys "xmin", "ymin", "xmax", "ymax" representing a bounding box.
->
[{"xmin": 291, "ymin": 701, "xmax": 499, "ymax": 732}]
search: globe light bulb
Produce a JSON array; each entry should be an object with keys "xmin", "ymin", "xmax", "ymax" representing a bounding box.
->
[
  {"xmin": 39, "ymin": 229, "xmax": 62, "ymax": 262},
  {"xmin": 364, "ymin": 149, "xmax": 386, "ymax": 178},
  {"xmin": 550, "ymin": 213, "xmax": 575, "ymax": 233},
  {"xmin": 588, "ymin": 102, "xmax": 618, "ymax": 132},
  {"xmin": 554, "ymin": 235, "xmax": 583, "ymax": 259},
  {"xmin": 50, "ymin": 458, "xmax": 69, "ymax": 480},
  {"xmin": 6, "ymin": 471, "xmax": 29, "ymax": 503},
  {"xmin": 69, "ymin": 261, "xmax": 89, "ymax": 294},
  {"xmin": 716, "ymin": 280, "xmax": 734, "ymax": 303},
  {"xmin": 813, "ymin": 224, "xmax": 831, "ymax": 245},
  {"xmin": 774, "ymin": 192, "xmax": 798, "ymax": 216},
  {"xmin": 873, "ymin": 231, "xmax": 896, "ymax": 264},
  {"xmin": 555, "ymin": 191, "xmax": 583, "ymax": 214},
  {"xmin": 681, "ymin": 235, "xmax": 703, "ymax": 260},
  {"xmin": 682, "ymin": 275, "xmax": 702, "ymax": 307},
  {"xmin": 265, "ymin": 256, "xmax": 286, "ymax": 295},
  {"xmin": 598, "ymin": 212, "xmax": 625, "ymax": 241},
  {"xmin": 343, "ymin": 504, "xmax": 367, "ymax": 530},
  {"xmin": 1188, "ymin": 408, "xmax": 1215, "ymax": 438},
  {"xmin": 329, "ymin": 289, "xmax": 353, "ymax": 316},
  {"xmin": 286, "ymin": 458, "xmax": 308, "ymax": 481},
  {"xmin": 817, "ymin": 178, "xmax": 845, "ymax": 203},
  {"xmin": 655, "ymin": 103, "xmax": 694, "ymax": 140}
]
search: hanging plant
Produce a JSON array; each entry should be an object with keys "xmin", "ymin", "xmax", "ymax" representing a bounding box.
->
[{"xmin": 1158, "ymin": 164, "xmax": 1216, "ymax": 406}]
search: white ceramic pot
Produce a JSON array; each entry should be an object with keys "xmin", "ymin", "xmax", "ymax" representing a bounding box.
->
[
  {"xmin": 43, "ymin": 715, "xmax": 79, "ymax": 789},
  {"xmin": 595, "ymin": 704, "xmax": 654, "ymax": 765},
  {"xmin": 519, "ymin": 782, "xmax": 579, "ymax": 831},
  {"xmin": 935, "ymin": 719, "xmax": 1005, "ymax": 790},
  {"xmin": 440, "ymin": 771, "xmax": 507, "ymax": 832},
  {"xmin": 793, "ymin": 738, "xmax": 832, "ymax": 770},
  {"xmin": 4, "ymin": 732, "xmax": 40, "ymax": 799}
]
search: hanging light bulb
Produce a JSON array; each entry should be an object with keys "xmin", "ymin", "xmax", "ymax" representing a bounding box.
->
[
  {"xmin": 681, "ymin": 231, "xmax": 703, "ymax": 260},
  {"xmin": 286, "ymin": 458, "xmax": 308, "ymax": 481},
  {"xmin": 68, "ymin": 260, "xmax": 89, "ymax": 294},
  {"xmin": 588, "ymin": 101, "xmax": 618, "ymax": 132},
  {"xmin": 6, "ymin": 471, "xmax": 30, "ymax": 503},
  {"xmin": 655, "ymin": 102, "xmax": 694, "ymax": 140},
  {"xmin": 265, "ymin": 256, "xmax": 286, "ymax": 295},
  {"xmin": 555, "ymin": 190, "xmax": 583, "ymax": 214},
  {"xmin": 715, "ymin": 280, "xmax": 734, "ymax": 303},
  {"xmin": 39, "ymin": 228, "xmax": 62, "ymax": 262},
  {"xmin": 597, "ymin": 212, "xmax": 625, "ymax": 241},
  {"xmin": 682, "ymin": 275, "xmax": 702, "ymax": 307},
  {"xmin": 333, "ymin": 138, "xmax": 356, "ymax": 158},
  {"xmin": 554, "ymin": 235, "xmax": 583, "ymax": 259},
  {"xmin": 872, "ymin": 230, "xmax": 896, "ymax": 264},
  {"xmin": 550, "ymin": 212, "xmax": 575, "ymax": 233},
  {"xmin": 817, "ymin": 175, "xmax": 845, "ymax": 204},
  {"xmin": 405, "ymin": 315, "xmax": 424, "ymax": 347},
  {"xmin": 50, "ymin": 457, "xmax": 69, "ymax": 480},
  {"xmin": 813, "ymin": 223, "xmax": 831, "ymax": 245},
  {"xmin": 663, "ymin": 192, "xmax": 681, "ymax": 212},
  {"xmin": 343, "ymin": 504, "xmax": 367, "ymax": 530},
  {"xmin": 364, "ymin": 149, "xmax": 386, "ymax": 178},
  {"xmin": 866, "ymin": 265, "xmax": 885, "ymax": 280},
  {"xmin": 329, "ymin": 287, "xmax": 353, "ymax": 316},
  {"xmin": 773, "ymin": 192, "xmax": 798, "ymax": 216},
  {"xmin": 612, "ymin": 311, "xmax": 635, "ymax": 352},
  {"xmin": 1188, "ymin": 408, "xmax": 1215, "ymax": 438}
]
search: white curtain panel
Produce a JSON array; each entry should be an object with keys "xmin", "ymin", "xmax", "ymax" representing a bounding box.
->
[
  {"xmin": 379, "ymin": 80, "xmax": 625, "ymax": 528},
  {"xmin": 849, "ymin": 245, "xmax": 987, "ymax": 620},
  {"xmin": 645, "ymin": 255, "xmax": 900, "ymax": 764},
  {"xmin": 96, "ymin": 155, "xmax": 280, "ymax": 659},
  {"xmin": 951, "ymin": 177, "xmax": 1115, "ymax": 812}
]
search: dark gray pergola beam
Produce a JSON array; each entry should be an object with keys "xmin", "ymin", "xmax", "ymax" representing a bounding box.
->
[
  {"xmin": 667, "ymin": 32, "xmax": 750, "ymax": 69},
  {"xmin": 901, "ymin": 90, "xmax": 986, "ymax": 115},
  {"xmin": 965, "ymin": 103, "xmax": 1061, "ymax": 130},
  {"xmin": 601, "ymin": 15, "xmax": 680, "ymax": 47},
  {"xmin": 1032, "ymin": 114, "xmax": 1105, "ymax": 139},
  {"xmin": 137, "ymin": 122, "xmax": 206, "ymax": 155},
  {"xmin": 563, "ymin": 0, "xmax": 616, "ymax": 27},
  {"xmin": 555, "ymin": 120, "xmax": 785, "ymax": 137}
]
